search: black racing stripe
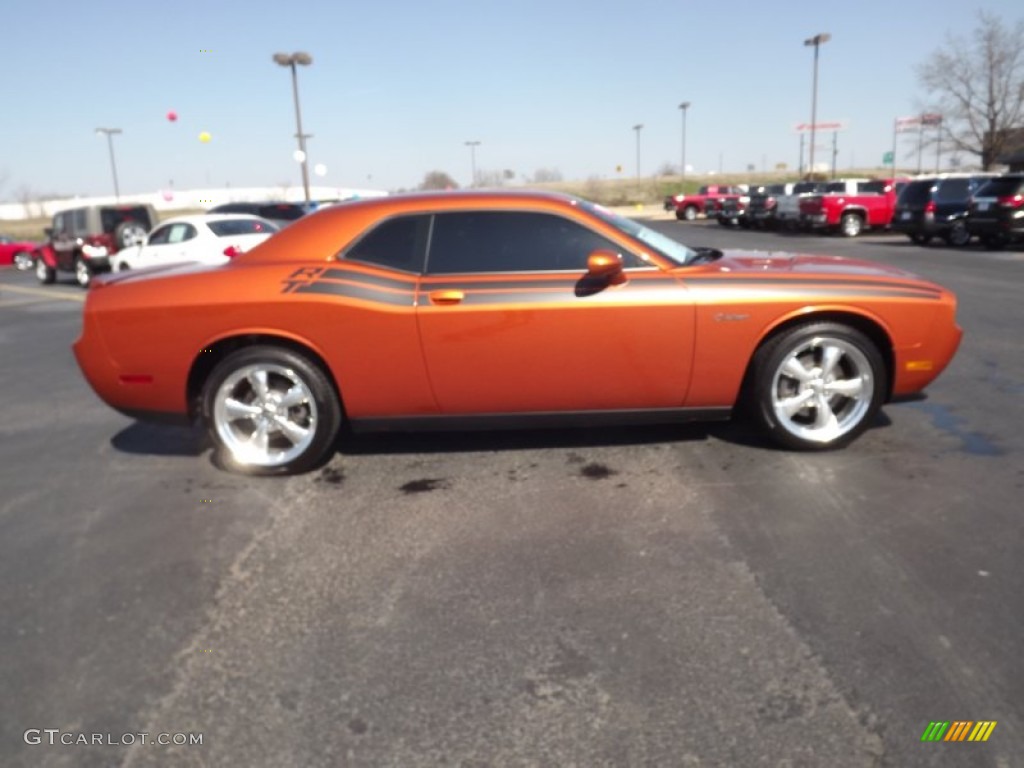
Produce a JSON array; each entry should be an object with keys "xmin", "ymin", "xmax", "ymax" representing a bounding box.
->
[
  {"xmin": 295, "ymin": 282, "xmax": 414, "ymax": 306},
  {"xmin": 321, "ymin": 268, "xmax": 416, "ymax": 291},
  {"xmin": 420, "ymin": 274, "xmax": 678, "ymax": 292},
  {"xmin": 685, "ymin": 276, "xmax": 943, "ymax": 294}
]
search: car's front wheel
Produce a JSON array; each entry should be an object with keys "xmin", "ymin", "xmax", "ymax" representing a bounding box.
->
[
  {"xmin": 202, "ymin": 346, "xmax": 342, "ymax": 475},
  {"xmin": 747, "ymin": 322, "xmax": 885, "ymax": 450},
  {"xmin": 683, "ymin": 205, "xmax": 697, "ymax": 221},
  {"xmin": 74, "ymin": 257, "xmax": 92, "ymax": 288},
  {"xmin": 13, "ymin": 251, "xmax": 33, "ymax": 270},
  {"xmin": 35, "ymin": 257, "xmax": 55, "ymax": 284}
]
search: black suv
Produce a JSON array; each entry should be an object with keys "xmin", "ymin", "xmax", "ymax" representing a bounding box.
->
[
  {"xmin": 35, "ymin": 204, "xmax": 156, "ymax": 287},
  {"xmin": 966, "ymin": 175, "xmax": 1024, "ymax": 249},
  {"xmin": 208, "ymin": 201, "xmax": 312, "ymax": 228},
  {"xmin": 892, "ymin": 174, "xmax": 997, "ymax": 246}
]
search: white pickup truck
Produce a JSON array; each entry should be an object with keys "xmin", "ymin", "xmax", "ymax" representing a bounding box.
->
[{"xmin": 775, "ymin": 179, "xmax": 868, "ymax": 231}]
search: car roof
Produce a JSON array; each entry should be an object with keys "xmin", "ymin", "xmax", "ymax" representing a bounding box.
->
[
  {"xmin": 154, "ymin": 213, "xmax": 269, "ymax": 227},
  {"xmin": 236, "ymin": 190, "xmax": 595, "ymax": 265}
]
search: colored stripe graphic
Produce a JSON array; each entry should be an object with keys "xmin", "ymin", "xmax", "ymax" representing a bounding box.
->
[
  {"xmin": 921, "ymin": 720, "xmax": 996, "ymax": 742},
  {"xmin": 969, "ymin": 722, "xmax": 997, "ymax": 742}
]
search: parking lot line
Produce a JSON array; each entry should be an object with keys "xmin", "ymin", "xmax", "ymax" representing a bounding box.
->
[{"xmin": 0, "ymin": 284, "xmax": 85, "ymax": 303}]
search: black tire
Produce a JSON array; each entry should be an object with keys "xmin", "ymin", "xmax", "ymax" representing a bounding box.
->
[
  {"xmin": 717, "ymin": 217, "xmax": 730, "ymax": 227},
  {"xmin": 13, "ymin": 250, "xmax": 33, "ymax": 271},
  {"xmin": 74, "ymin": 256, "xmax": 92, "ymax": 288},
  {"xmin": 746, "ymin": 322, "xmax": 886, "ymax": 451},
  {"xmin": 908, "ymin": 233, "xmax": 932, "ymax": 245},
  {"xmin": 201, "ymin": 345, "xmax": 342, "ymax": 475},
  {"xmin": 943, "ymin": 220, "xmax": 970, "ymax": 247},
  {"xmin": 839, "ymin": 212, "xmax": 864, "ymax": 237},
  {"xmin": 682, "ymin": 205, "xmax": 698, "ymax": 221},
  {"xmin": 674, "ymin": 209, "xmax": 686, "ymax": 221},
  {"xmin": 981, "ymin": 233, "xmax": 1007, "ymax": 251},
  {"xmin": 35, "ymin": 257, "xmax": 55, "ymax": 285},
  {"xmin": 114, "ymin": 220, "xmax": 148, "ymax": 249}
]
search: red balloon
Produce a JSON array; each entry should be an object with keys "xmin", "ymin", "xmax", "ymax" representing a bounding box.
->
[{"xmin": 166, "ymin": 110, "xmax": 178, "ymax": 122}]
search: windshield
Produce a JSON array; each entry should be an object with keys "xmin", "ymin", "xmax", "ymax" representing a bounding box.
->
[{"xmin": 579, "ymin": 199, "xmax": 695, "ymax": 266}]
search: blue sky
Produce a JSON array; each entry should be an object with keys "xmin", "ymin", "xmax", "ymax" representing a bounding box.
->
[{"xmin": 2, "ymin": 0, "xmax": 1021, "ymax": 199}]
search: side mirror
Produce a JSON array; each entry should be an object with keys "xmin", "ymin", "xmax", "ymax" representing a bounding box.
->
[
  {"xmin": 586, "ymin": 249, "xmax": 624, "ymax": 281},
  {"xmin": 43, "ymin": 227, "xmax": 53, "ymax": 238}
]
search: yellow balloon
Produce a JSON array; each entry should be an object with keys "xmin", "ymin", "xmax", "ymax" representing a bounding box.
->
[{"xmin": 199, "ymin": 131, "xmax": 212, "ymax": 143}]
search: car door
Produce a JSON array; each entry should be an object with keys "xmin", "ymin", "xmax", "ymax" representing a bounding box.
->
[
  {"xmin": 415, "ymin": 210, "xmax": 693, "ymax": 414},
  {"xmin": 51, "ymin": 211, "xmax": 77, "ymax": 271}
]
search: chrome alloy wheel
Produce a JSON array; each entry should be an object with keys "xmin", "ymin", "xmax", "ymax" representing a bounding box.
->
[
  {"xmin": 212, "ymin": 363, "xmax": 318, "ymax": 468},
  {"xmin": 770, "ymin": 336, "xmax": 872, "ymax": 444}
]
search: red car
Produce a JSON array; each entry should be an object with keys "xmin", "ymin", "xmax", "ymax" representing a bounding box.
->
[
  {"xmin": 73, "ymin": 191, "xmax": 962, "ymax": 476},
  {"xmin": 0, "ymin": 234, "xmax": 39, "ymax": 271}
]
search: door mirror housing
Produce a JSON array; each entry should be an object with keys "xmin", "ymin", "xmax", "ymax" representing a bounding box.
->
[{"xmin": 586, "ymin": 249, "xmax": 624, "ymax": 280}]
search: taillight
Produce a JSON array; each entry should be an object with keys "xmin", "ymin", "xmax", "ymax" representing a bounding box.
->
[
  {"xmin": 924, "ymin": 201, "xmax": 936, "ymax": 214},
  {"xmin": 997, "ymin": 194, "xmax": 1024, "ymax": 208},
  {"xmin": 766, "ymin": 197, "xmax": 777, "ymax": 209},
  {"xmin": 223, "ymin": 245, "xmax": 242, "ymax": 258}
]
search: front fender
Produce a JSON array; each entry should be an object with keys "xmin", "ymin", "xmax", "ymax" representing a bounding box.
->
[{"xmin": 34, "ymin": 243, "xmax": 57, "ymax": 267}]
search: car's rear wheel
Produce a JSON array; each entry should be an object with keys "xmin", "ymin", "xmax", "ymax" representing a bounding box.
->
[
  {"xmin": 683, "ymin": 205, "xmax": 697, "ymax": 221},
  {"xmin": 202, "ymin": 346, "xmax": 342, "ymax": 475},
  {"xmin": 74, "ymin": 257, "xmax": 92, "ymax": 288},
  {"xmin": 839, "ymin": 212, "xmax": 864, "ymax": 237},
  {"xmin": 909, "ymin": 233, "xmax": 931, "ymax": 245},
  {"xmin": 747, "ymin": 322, "xmax": 885, "ymax": 450},
  {"xmin": 944, "ymin": 220, "xmax": 970, "ymax": 247},
  {"xmin": 35, "ymin": 257, "xmax": 55, "ymax": 284},
  {"xmin": 13, "ymin": 251, "xmax": 33, "ymax": 270}
]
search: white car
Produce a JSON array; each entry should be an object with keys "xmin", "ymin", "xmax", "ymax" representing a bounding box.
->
[{"xmin": 110, "ymin": 214, "xmax": 279, "ymax": 271}]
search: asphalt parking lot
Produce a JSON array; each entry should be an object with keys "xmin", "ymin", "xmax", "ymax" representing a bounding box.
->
[{"xmin": 1, "ymin": 222, "xmax": 1022, "ymax": 768}]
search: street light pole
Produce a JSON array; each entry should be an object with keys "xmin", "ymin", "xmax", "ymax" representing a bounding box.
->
[
  {"xmin": 273, "ymin": 51, "xmax": 313, "ymax": 204},
  {"xmin": 678, "ymin": 102, "xmax": 690, "ymax": 179},
  {"xmin": 803, "ymin": 32, "xmax": 831, "ymax": 179},
  {"xmin": 95, "ymin": 127, "xmax": 122, "ymax": 201},
  {"xmin": 464, "ymin": 141, "xmax": 481, "ymax": 187},
  {"xmin": 633, "ymin": 124, "xmax": 643, "ymax": 180}
]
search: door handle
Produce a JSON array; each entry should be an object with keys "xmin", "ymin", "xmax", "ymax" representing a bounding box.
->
[{"xmin": 428, "ymin": 289, "xmax": 465, "ymax": 305}]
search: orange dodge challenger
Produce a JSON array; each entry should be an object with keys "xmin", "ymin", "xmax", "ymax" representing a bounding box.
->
[{"xmin": 73, "ymin": 191, "xmax": 962, "ymax": 475}]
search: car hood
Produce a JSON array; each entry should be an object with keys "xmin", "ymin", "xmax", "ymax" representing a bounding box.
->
[{"xmin": 690, "ymin": 250, "xmax": 926, "ymax": 281}]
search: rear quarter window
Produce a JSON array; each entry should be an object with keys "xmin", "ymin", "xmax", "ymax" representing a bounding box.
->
[
  {"xmin": 207, "ymin": 219, "xmax": 279, "ymax": 237},
  {"xmin": 975, "ymin": 177, "xmax": 1024, "ymax": 197},
  {"xmin": 899, "ymin": 181, "xmax": 934, "ymax": 205}
]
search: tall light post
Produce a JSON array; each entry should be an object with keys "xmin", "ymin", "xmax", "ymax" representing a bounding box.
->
[
  {"xmin": 95, "ymin": 127, "xmax": 122, "ymax": 201},
  {"xmin": 633, "ymin": 123, "xmax": 644, "ymax": 180},
  {"xmin": 678, "ymin": 102, "xmax": 690, "ymax": 179},
  {"xmin": 273, "ymin": 51, "xmax": 313, "ymax": 204},
  {"xmin": 464, "ymin": 140, "xmax": 481, "ymax": 187},
  {"xmin": 803, "ymin": 32, "xmax": 831, "ymax": 179}
]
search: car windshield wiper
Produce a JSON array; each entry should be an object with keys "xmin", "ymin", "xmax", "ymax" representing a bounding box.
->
[{"xmin": 686, "ymin": 247, "xmax": 724, "ymax": 265}]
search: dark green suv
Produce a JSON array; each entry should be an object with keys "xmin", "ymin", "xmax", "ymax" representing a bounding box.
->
[
  {"xmin": 892, "ymin": 174, "xmax": 998, "ymax": 246},
  {"xmin": 966, "ymin": 175, "xmax": 1024, "ymax": 249}
]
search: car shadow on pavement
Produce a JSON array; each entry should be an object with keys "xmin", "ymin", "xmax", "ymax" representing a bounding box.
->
[{"xmin": 111, "ymin": 421, "xmax": 209, "ymax": 457}]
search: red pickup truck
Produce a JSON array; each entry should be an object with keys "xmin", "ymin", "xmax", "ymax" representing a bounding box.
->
[
  {"xmin": 664, "ymin": 185, "xmax": 744, "ymax": 221},
  {"xmin": 800, "ymin": 178, "xmax": 910, "ymax": 237}
]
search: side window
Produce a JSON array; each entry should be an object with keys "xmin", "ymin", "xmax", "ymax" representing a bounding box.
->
[
  {"xmin": 147, "ymin": 225, "xmax": 173, "ymax": 245},
  {"xmin": 342, "ymin": 214, "xmax": 428, "ymax": 273},
  {"xmin": 426, "ymin": 211, "xmax": 643, "ymax": 275},
  {"xmin": 167, "ymin": 223, "xmax": 197, "ymax": 243},
  {"xmin": 936, "ymin": 179, "xmax": 969, "ymax": 201},
  {"xmin": 52, "ymin": 213, "xmax": 68, "ymax": 235},
  {"xmin": 73, "ymin": 209, "xmax": 87, "ymax": 232}
]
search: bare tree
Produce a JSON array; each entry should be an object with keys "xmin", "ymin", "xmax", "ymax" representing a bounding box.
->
[
  {"xmin": 917, "ymin": 11, "xmax": 1024, "ymax": 169},
  {"xmin": 419, "ymin": 171, "xmax": 459, "ymax": 190}
]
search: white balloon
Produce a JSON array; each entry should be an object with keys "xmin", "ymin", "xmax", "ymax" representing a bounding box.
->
[
  {"xmin": 314, "ymin": 163, "xmax": 327, "ymax": 177},
  {"xmin": 293, "ymin": 150, "xmax": 306, "ymax": 163}
]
